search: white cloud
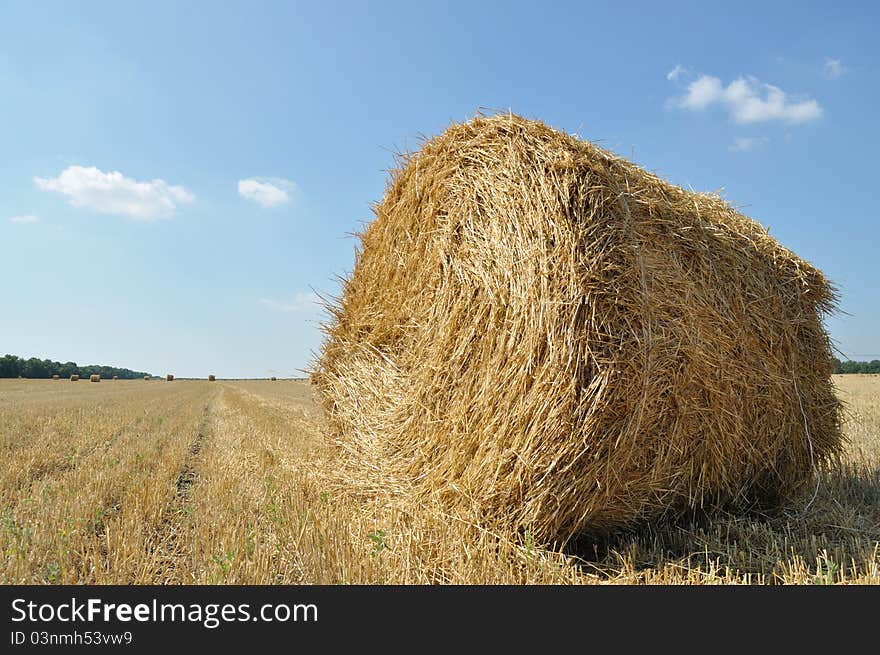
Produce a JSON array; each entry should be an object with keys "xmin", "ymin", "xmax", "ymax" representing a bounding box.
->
[
  {"xmin": 10, "ymin": 214, "xmax": 39, "ymax": 224},
  {"xmin": 666, "ymin": 64, "xmax": 687, "ymax": 82},
  {"xmin": 822, "ymin": 57, "xmax": 846, "ymax": 79},
  {"xmin": 258, "ymin": 292, "xmax": 321, "ymax": 313},
  {"xmin": 672, "ymin": 74, "xmax": 822, "ymax": 124},
  {"xmin": 238, "ymin": 177, "xmax": 298, "ymax": 208},
  {"xmin": 729, "ymin": 136, "xmax": 769, "ymax": 152},
  {"xmin": 34, "ymin": 166, "xmax": 194, "ymax": 220},
  {"xmin": 677, "ymin": 74, "xmax": 723, "ymax": 110}
]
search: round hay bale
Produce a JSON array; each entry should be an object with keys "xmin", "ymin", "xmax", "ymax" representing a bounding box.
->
[
  {"xmin": 69, "ymin": 374, "xmax": 79, "ymax": 382},
  {"xmin": 166, "ymin": 374, "xmax": 174, "ymax": 382},
  {"xmin": 208, "ymin": 374, "xmax": 216, "ymax": 381},
  {"xmin": 144, "ymin": 375, "xmax": 151, "ymax": 381},
  {"xmin": 313, "ymin": 113, "xmax": 843, "ymax": 543},
  {"xmin": 112, "ymin": 376, "xmax": 118, "ymax": 380},
  {"xmin": 52, "ymin": 374, "xmax": 60, "ymax": 380},
  {"xmin": 89, "ymin": 374, "xmax": 100, "ymax": 383}
]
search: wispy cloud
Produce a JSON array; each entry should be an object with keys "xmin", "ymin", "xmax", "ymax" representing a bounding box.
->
[
  {"xmin": 670, "ymin": 73, "xmax": 822, "ymax": 124},
  {"xmin": 258, "ymin": 292, "xmax": 321, "ymax": 313},
  {"xmin": 822, "ymin": 57, "xmax": 846, "ymax": 80},
  {"xmin": 238, "ymin": 177, "xmax": 298, "ymax": 208},
  {"xmin": 666, "ymin": 64, "xmax": 687, "ymax": 82},
  {"xmin": 34, "ymin": 166, "xmax": 194, "ymax": 220},
  {"xmin": 729, "ymin": 136, "xmax": 769, "ymax": 152},
  {"xmin": 9, "ymin": 214, "xmax": 39, "ymax": 224}
]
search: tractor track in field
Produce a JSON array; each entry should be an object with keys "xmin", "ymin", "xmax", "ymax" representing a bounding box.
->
[
  {"xmin": 146, "ymin": 387, "xmax": 221, "ymax": 583},
  {"xmin": 174, "ymin": 420, "xmax": 207, "ymax": 500},
  {"xmin": 92, "ymin": 498, "xmax": 123, "ymax": 574}
]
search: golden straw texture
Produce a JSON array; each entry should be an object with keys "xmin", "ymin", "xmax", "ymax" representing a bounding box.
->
[{"xmin": 314, "ymin": 113, "xmax": 842, "ymax": 544}]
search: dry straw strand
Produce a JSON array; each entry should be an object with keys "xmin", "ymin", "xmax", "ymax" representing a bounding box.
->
[{"xmin": 313, "ymin": 113, "xmax": 843, "ymax": 545}]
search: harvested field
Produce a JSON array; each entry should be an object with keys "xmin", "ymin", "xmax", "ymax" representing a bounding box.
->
[{"xmin": 0, "ymin": 375, "xmax": 876, "ymax": 584}]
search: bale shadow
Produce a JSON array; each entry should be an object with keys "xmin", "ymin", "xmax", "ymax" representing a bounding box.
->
[{"xmin": 563, "ymin": 464, "xmax": 880, "ymax": 582}]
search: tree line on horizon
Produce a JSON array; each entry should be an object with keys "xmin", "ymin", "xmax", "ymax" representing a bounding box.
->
[
  {"xmin": 0, "ymin": 354, "xmax": 152, "ymax": 380},
  {"xmin": 1, "ymin": 353, "xmax": 877, "ymax": 380},
  {"xmin": 833, "ymin": 358, "xmax": 880, "ymax": 374}
]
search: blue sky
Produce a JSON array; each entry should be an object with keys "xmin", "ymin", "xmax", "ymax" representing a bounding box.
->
[{"xmin": 1, "ymin": 1, "xmax": 877, "ymax": 377}]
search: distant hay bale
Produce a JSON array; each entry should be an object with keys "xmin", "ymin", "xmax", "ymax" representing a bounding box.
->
[
  {"xmin": 208, "ymin": 375, "xmax": 216, "ymax": 381},
  {"xmin": 89, "ymin": 374, "xmax": 100, "ymax": 383},
  {"xmin": 144, "ymin": 375, "xmax": 151, "ymax": 381},
  {"xmin": 166, "ymin": 374, "xmax": 174, "ymax": 382},
  {"xmin": 52, "ymin": 374, "xmax": 60, "ymax": 380},
  {"xmin": 112, "ymin": 376, "xmax": 118, "ymax": 380},
  {"xmin": 313, "ymin": 113, "xmax": 843, "ymax": 544},
  {"xmin": 69, "ymin": 374, "xmax": 79, "ymax": 382}
]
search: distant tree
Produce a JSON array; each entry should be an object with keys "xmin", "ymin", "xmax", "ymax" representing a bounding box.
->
[
  {"xmin": 22, "ymin": 357, "xmax": 51, "ymax": 379},
  {"xmin": 0, "ymin": 354, "xmax": 20, "ymax": 378}
]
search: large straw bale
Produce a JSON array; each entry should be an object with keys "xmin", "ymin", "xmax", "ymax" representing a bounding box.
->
[{"xmin": 314, "ymin": 113, "xmax": 842, "ymax": 543}]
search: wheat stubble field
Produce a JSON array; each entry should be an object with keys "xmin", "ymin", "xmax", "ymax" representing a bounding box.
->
[{"xmin": 0, "ymin": 375, "xmax": 877, "ymax": 585}]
